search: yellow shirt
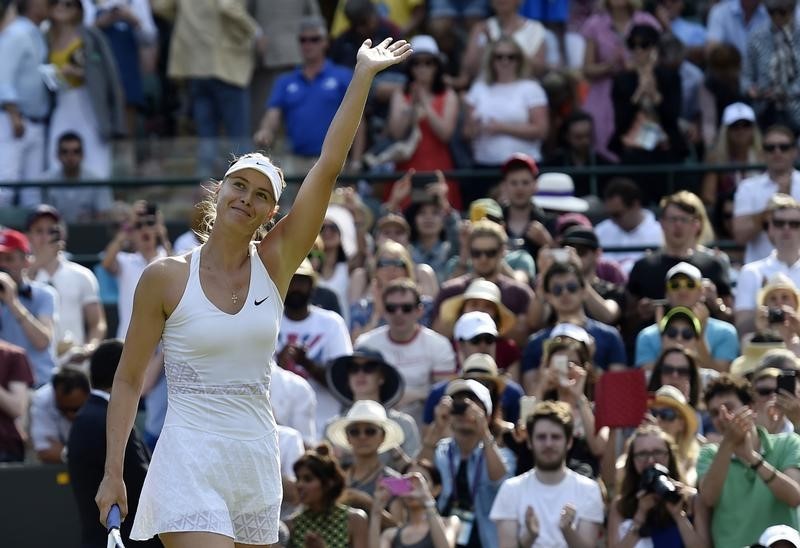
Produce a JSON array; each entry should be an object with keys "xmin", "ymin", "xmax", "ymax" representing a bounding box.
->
[
  {"xmin": 50, "ymin": 38, "xmax": 84, "ymax": 88},
  {"xmin": 330, "ymin": 0, "xmax": 423, "ymax": 37}
]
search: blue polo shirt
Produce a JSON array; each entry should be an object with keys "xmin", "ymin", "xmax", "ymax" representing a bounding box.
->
[
  {"xmin": 521, "ymin": 319, "xmax": 627, "ymax": 372},
  {"xmin": 267, "ymin": 60, "xmax": 353, "ymax": 156},
  {"xmin": 0, "ymin": 281, "xmax": 57, "ymax": 387}
]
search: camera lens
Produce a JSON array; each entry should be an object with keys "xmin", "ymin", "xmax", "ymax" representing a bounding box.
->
[{"xmin": 639, "ymin": 464, "xmax": 681, "ymax": 504}]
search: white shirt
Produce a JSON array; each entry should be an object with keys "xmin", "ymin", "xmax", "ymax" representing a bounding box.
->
[
  {"xmin": 733, "ymin": 170, "xmax": 800, "ymax": 265},
  {"xmin": 277, "ymin": 424, "xmax": 304, "ymax": 481},
  {"xmin": 355, "ymin": 325, "xmax": 456, "ymax": 423},
  {"xmin": 277, "ymin": 306, "xmax": 352, "ymax": 440},
  {"xmin": 489, "ymin": 468, "xmax": 605, "ymax": 548},
  {"xmin": 735, "ymin": 251, "xmax": 800, "ymax": 311},
  {"xmin": 595, "ymin": 210, "xmax": 664, "ymax": 274},
  {"xmin": 34, "ymin": 254, "xmax": 100, "ymax": 346},
  {"xmin": 173, "ymin": 230, "xmax": 201, "ymax": 254},
  {"xmin": 466, "ymin": 79, "xmax": 549, "ymax": 163},
  {"xmin": 115, "ymin": 249, "xmax": 166, "ymax": 339},
  {"xmin": 30, "ymin": 383, "xmax": 72, "ymax": 452},
  {"xmin": 269, "ymin": 365, "xmax": 318, "ymax": 445}
]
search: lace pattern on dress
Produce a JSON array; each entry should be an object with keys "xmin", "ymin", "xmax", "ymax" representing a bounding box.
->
[
  {"xmin": 160, "ymin": 505, "xmax": 281, "ymax": 543},
  {"xmin": 165, "ymin": 361, "xmax": 270, "ymax": 395}
]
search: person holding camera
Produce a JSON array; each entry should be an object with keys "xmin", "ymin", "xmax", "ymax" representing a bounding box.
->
[
  {"xmin": 698, "ymin": 374, "xmax": 800, "ymax": 547},
  {"xmin": 752, "ymin": 273, "xmax": 800, "ymax": 357},
  {"xmin": 491, "ymin": 400, "xmax": 604, "ymax": 548},
  {"xmin": 421, "ymin": 379, "xmax": 515, "ymax": 548},
  {"xmin": 736, "ymin": 194, "xmax": 800, "ymax": 336},
  {"xmin": 608, "ymin": 424, "xmax": 709, "ymax": 547}
]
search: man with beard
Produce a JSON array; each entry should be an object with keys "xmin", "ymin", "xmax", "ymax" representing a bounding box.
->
[
  {"xmin": 491, "ymin": 400, "xmax": 604, "ymax": 548},
  {"xmin": 276, "ymin": 259, "xmax": 352, "ymax": 441}
]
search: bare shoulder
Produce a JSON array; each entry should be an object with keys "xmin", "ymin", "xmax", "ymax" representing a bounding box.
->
[
  {"xmin": 347, "ymin": 507, "xmax": 368, "ymax": 524},
  {"xmin": 141, "ymin": 253, "xmax": 193, "ymax": 314}
]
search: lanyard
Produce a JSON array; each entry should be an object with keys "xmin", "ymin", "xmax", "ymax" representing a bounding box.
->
[{"xmin": 448, "ymin": 442, "xmax": 484, "ymax": 503}]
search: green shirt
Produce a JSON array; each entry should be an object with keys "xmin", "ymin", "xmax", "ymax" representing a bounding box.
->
[{"xmin": 697, "ymin": 427, "xmax": 800, "ymax": 547}]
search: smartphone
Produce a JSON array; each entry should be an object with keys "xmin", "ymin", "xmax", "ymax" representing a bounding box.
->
[
  {"xmin": 519, "ymin": 396, "xmax": 538, "ymax": 426},
  {"xmin": 553, "ymin": 355, "xmax": 569, "ymax": 386},
  {"xmin": 550, "ymin": 248, "xmax": 569, "ymax": 263},
  {"xmin": 778, "ymin": 371, "xmax": 797, "ymax": 395},
  {"xmin": 381, "ymin": 477, "xmax": 413, "ymax": 496},
  {"xmin": 145, "ymin": 202, "xmax": 158, "ymax": 216},
  {"xmin": 451, "ymin": 400, "xmax": 468, "ymax": 415}
]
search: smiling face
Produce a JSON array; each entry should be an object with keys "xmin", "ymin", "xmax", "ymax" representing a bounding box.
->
[
  {"xmin": 630, "ymin": 433, "xmax": 670, "ymax": 475},
  {"xmin": 217, "ymin": 169, "xmax": 277, "ymax": 236}
]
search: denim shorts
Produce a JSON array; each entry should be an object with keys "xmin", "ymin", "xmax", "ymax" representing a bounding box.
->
[{"xmin": 429, "ymin": 0, "xmax": 489, "ymax": 18}]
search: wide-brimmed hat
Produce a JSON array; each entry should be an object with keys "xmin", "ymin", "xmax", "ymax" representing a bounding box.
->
[
  {"xmin": 461, "ymin": 353, "xmax": 506, "ymax": 393},
  {"xmin": 327, "ymin": 347, "xmax": 405, "ymax": 408},
  {"xmin": 758, "ymin": 273, "xmax": 800, "ymax": 307},
  {"xmin": 326, "ymin": 400, "xmax": 405, "ymax": 454},
  {"xmin": 533, "ymin": 173, "xmax": 588, "ymax": 213},
  {"xmin": 324, "ymin": 204, "xmax": 357, "ymax": 258},
  {"xmin": 649, "ymin": 385, "xmax": 698, "ymax": 442},
  {"xmin": 439, "ymin": 279, "xmax": 515, "ymax": 336},
  {"xmin": 731, "ymin": 339, "xmax": 787, "ymax": 377}
]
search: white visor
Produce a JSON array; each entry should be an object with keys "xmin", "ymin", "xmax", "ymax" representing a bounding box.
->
[{"xmin": 224, "ymin": 155, "xmax": 283, "ymax": 203}]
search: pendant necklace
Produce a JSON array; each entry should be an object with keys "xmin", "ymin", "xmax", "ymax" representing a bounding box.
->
[{"xmin": 231, "ymin": 292, "xmax": 239, "ymax": 305}]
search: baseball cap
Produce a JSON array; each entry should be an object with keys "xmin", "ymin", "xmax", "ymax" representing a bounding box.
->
[
  {"xmin": 454, "ymin": 311, "xmax": 499, "ymax": 340},
  {"xmin": 0, "ymin": 229, "xmax": 31, "ymax": 254},
  {"xmin": 469, "ymin": 198, "xmax": 504, "ymax": 223},
  {"xmin": 722, "ymin": 102, "xmax": 756, "ymax": 127},
  {"xmin": 560, "ymin": 226, "xmax": 599, "ymax": 250},
  {"xmin": 26, "ymin": 204, "xmax": 61, "ymax": 230},
  {"xmin": 409, "ymin": 35, "xmax": 440, "ymax": 57},
  {"xmin": 550, "ymin": 323, "xmax": 593, "ymax": 346},
  {"xmin": 659, "ymin": 306, "xmax": 702, "ymax": 335},
  {"xmin": 759, "ymin": 524, "xmax": 800, "ymax": 548},
  {"xmin": 445, "ymin": 378, "xmax": 493, "ymax": 416},
  {"xmin": 501, "ymin": 152, "xmax": 539, "ymax": 177},
  {"xmin": 665, "ymin": 262, "xmax": 702, "ymax": 281},
  {"xmin": 555, "ymin": 213, "xmax": 592, "ymax": 235}
]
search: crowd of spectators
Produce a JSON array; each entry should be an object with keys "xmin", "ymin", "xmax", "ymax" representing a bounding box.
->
[{"xmin": 6, "ymin": 0, "xmax": 800, "ymax": 547}]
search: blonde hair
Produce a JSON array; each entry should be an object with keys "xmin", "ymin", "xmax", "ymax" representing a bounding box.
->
[
  {"xmin": 660, "ymin": 191, "xmax": 715, "ymax": 246},
  {"xmin": 195, "ymin": 153, "xmax": 285, "ymax": 242},
  {"xmin": 484, "ymin": 36, "xmax": 529, "ymax": 84},
  {"xmin": 374, "ymin": 240, "xmax": 416, "ymax": 281},
  {"xmin": 707, "ymin": 123, "xmax": 763, "ymax": 165},
  {"xmin": 767, "ymin": 193, "xmax": 800, "ymax": 216},
  {"xmin": 469, "ymin": 219, "xmax": 508, "ymax": 247}
]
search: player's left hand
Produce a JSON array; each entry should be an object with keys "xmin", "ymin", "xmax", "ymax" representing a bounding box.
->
[{"xmin": 356, "ymin": 38, "xmax": 412, "ymax": 75}]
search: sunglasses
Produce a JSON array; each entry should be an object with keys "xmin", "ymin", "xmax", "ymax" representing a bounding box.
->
[
  {"xmin": 549, "ymin": 281, "xmax": 581, "ymax": 296},
  {"xmin": 664, "ymin": 326, "xmax": 696, "ymax": 340},
  {"xmin": 771, "ymin": 219, "xmax": 800, "ymax": 229},
  {"xmin": 346, "ymin": 425, "xmax": 380, "ymax": 438},
  {"xmin": 493, "ymin": 53, "xmax": 520, "ymax": 62},
  {"xmin": 756, "ymin": 386, "xmax": 779, "ymax": 397},
  {"xmin": 299, "ymin": 35, "xmax": 323, "ymax": 44},
  {"xmin": 764, "ymin": 143, "xmax": 794, "ymax": 153},
  {"xmin": 667, "ymin": 278, "xmax": 699, "ymax": 291},
  {"xmin": 468, "ymin": 334, "xmax": 496, "ymax": 345},
  {"xmin": 376, "ymin": 258, "xmax": 407, "ymax": 269},
  {"xmin": 650, "ymin": 407, "xmax": 679, "ymax": 422},
  {"xmin": 347, "ymin": 362, "xmax": 379, "ymax": 375},
  {"xmin": 134, "ymin": 219, "xmax": 157, "ymax": 230},
  {"xmin": 385, "ymin": 302, "xmax": 417, "ymax": 314},
  {"xmin": 470, "ymin": 248, "xmax": 499, "ymax": 259},
  {"xmin": 661, "ymin": 364, "xmax": 691, "ymax": 377}
]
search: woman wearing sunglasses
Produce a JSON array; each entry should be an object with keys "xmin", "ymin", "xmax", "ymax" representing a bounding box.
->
[
  {"xmin": 608, "ymin": 425, "xmax": 710, "ymax": 548},
  {"xmin": 648, "ymin": 385, "xmax": 702, "ymax": 486}
]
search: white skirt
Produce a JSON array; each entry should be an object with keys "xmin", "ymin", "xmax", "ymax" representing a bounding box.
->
[{"xmin": 131, "ymin": 425, "xmax": 282, "ymax": 544}]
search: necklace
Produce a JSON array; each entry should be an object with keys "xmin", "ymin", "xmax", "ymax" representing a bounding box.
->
[{"xmin": 231, "ymin": 292, "xmax": 239, "ymax": 304}]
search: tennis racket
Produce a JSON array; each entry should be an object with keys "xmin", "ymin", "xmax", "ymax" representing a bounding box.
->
[{"xmin": 107, "ymin": 504, "xmax": 125, "ymax": 548}]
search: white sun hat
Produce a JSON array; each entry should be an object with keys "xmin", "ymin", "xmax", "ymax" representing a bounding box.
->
[
  {"xmin": 533, "ymin": 173, "xmax": 588, "ymax": 213},
  {"xmin": 326, "ymin": 400, "xmax": 405, "ymax": 454}
]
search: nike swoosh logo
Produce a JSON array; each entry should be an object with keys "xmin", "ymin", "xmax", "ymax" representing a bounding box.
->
[{"xmin": 254, "ymin": 297, "xmax": 269, "ymax": 306}]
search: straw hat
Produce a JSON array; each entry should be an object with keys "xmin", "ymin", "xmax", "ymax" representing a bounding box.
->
[
  {"xmin": 293, "ymin": 258, "xmax": 318, "ymax": 283},
  {"xmin": 731, "ymin": 339, "xmax": 787, "ymax": 377},
  {"xmin": 649, "ymin": 385, "xmax": 698, "ymax": 441},
  {"xmin": 439, "ymin": 279, "xmax": 516, "ymax": 336},
  {"xmin": 326, "ymin": 400, "xmax": 405, "ymax": 454},
  {"xmin": 461, "ymin": 353, "xmax": 507, "ymax": 393},
  {"xmin": 758, "ymin": 273, "xmax": 800, "ymax": 307},
  {"xmin": 326, "ymin": 347, "xmax": 405, "ymax": 408}
]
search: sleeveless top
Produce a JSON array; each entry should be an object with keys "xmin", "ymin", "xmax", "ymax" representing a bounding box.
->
[
  {"xmin": 392, "ymin": 526, "xmax": 436, "ymax": 548},
  {"xmin": 161, "ymin": 244, "xmax": 283, "ymax": 439},
  {"xmin": 290, "ymin": 504, "xmax": 350, "ymax": 548}
]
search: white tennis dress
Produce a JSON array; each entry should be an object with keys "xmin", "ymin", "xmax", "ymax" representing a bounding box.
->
[{"xmin": 131, "ymin": 244, "xmax": 283, "ymax": 544}]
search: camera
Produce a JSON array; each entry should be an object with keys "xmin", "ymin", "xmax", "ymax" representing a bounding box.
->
[
  {"xmin": 768, "ymin": 308, "xmax": 786, "ymax": 324},
  {"xmin": 639, "ymin": 464, "xmax": 682, "ymax": 504},
  {"xmin": 451, "ymin": 400, "xmax": 468, "ymax": 415}
]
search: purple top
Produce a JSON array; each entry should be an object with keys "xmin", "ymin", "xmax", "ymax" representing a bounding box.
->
[{"xmin": 580, "ymin": 11, "xmax": 661, "ymax": 159}]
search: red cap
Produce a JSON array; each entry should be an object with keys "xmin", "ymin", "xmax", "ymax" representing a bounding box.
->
[
  {"xmin": 0, "ymin": 229, "xmax": 31, "ymax": 255},
  {"xmin": 556, "ymin": 213, "xmax": 592, "ymax": 235},
  {"xmin": 501, "ymin": 153, "xmax": 539, "ymax": 177}
]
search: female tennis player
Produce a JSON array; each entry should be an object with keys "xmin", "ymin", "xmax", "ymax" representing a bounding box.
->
[{"xmin": 95, "ymin": 38, "xmax": 412, "ymax": 548}]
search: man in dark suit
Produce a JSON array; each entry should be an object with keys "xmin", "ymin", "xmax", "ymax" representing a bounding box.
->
[{"xmin": 66, "ymin": 339, "xmax": 162, "ymax": 547}]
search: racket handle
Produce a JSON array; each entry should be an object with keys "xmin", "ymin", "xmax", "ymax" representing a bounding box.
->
[{"xmin": 107, "ymin": 504, "xmax": 122, "ymax": 531}]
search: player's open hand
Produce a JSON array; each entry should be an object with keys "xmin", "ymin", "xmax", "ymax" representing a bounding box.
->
[{"xmin": 356, "ymin": 38, "xmax": 412, "ymax": 75}]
